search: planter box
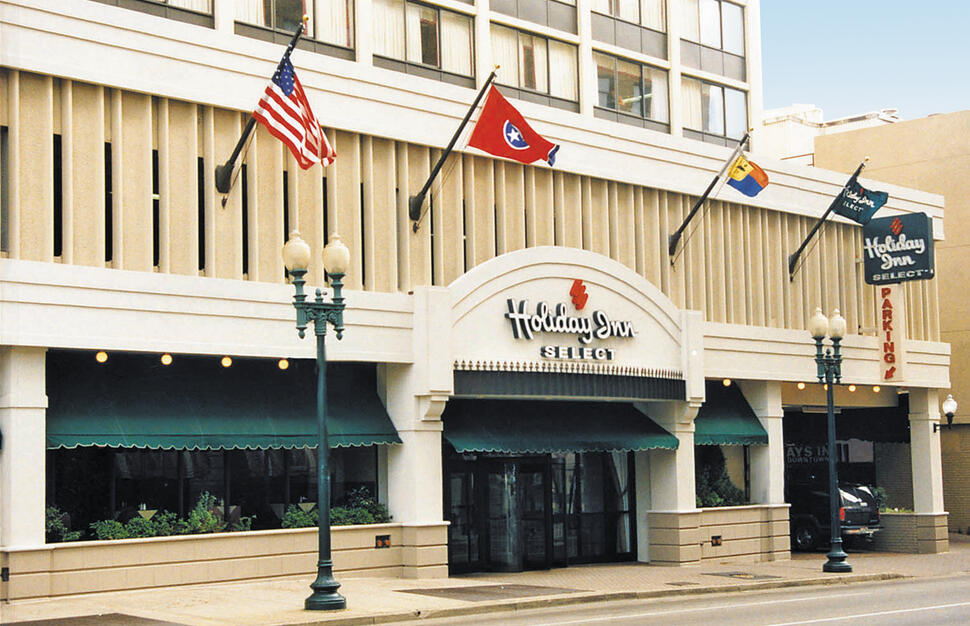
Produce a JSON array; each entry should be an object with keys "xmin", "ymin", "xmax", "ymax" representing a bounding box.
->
[
  {"xmin": 0, "ymin": 522, "xmax": 448, "ymax": 601},
  {"xmin": 874, "ymin": 512, "xmax": 948, "ymax": 554},
  {"xmin": 647, "ymin": 504, "xmax": 790, "ymax": 565}
]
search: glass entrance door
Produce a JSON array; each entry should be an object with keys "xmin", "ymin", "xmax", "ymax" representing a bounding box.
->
[{"xmin": 483, "ymin": 459, "xmax": 551, "ymax": 571}]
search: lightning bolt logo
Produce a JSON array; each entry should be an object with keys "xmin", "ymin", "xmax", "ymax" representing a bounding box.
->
[{"xmin": 570, "ymin": 279, "xmax": 588, "ymax": 310}]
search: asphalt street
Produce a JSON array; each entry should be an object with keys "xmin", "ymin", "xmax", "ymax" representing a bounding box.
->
[{"xmin": 399, "ymin": 575, "xmax": 970, "ymax": 625}]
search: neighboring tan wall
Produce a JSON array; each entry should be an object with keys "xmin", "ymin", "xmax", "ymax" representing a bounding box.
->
[
  {"xmin": 941, "ymin": 425, "xmax": 970, "ymax": 531},
  {"xmin": 874, "ymin": 442, "xmax": 914, "ymax": 510},
  {"xmin": 874, "ymin": 512, "xmax": 949, "ymax": 554},
  {"xmin": 0, "ymin": 522, "xmax": 449, "ymax": 601},
  {"xmin": 0, "ymin": 69, "xmax": 941, "ymax": 342},
  {"xmin": 648, "ymin": 504, "xmax": 789, "ymax": 565}
]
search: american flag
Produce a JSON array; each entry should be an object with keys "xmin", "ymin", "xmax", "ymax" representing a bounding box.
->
[{"xmin": 253, "ymin": 54, "xmax": 335, "ymax": 169}]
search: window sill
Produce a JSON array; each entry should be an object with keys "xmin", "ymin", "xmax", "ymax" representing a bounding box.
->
[
  {"xmin": 92, "ymin": 0, "xmax": 214, "ymax": 28},
  {"xmin": 235, "ymin": 22, "xmax": 355, "ymax": 62},
  {"xmin": 594, "ymin": 107, "xmax": 669, "ymax": 134},
  {"xmin": 373, "ymin": 56, "xmax": 475, "ymax": 88},
  {"xmin": 495, "ymin": 85, "xmax": 579, "ymax": 113}
]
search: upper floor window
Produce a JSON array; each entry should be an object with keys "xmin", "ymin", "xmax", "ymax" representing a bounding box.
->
[
  {"xmin": 491, "ymin": 24, "xmax": 578, "ymax": 111},
  {"xmin": 594, "ymin": 51, "xmax": 669, "ymax": 133},
  {"xmin": 491, "ymin": 0, "xmax": 578, "ymax": 35},
  {"xmin": 92, "ymin": 0, "xmax": 213, "ymax": 27},
  {"xmin": 681, "ymin": 76, "xmax": 746, "ymax": 146},
  {"xmin": 681, "ymin": 0, "xmax": 744, "ymax": 80},
  {"xmin": 236, "ymin": 0, "xmax": 355, "ymax": 59},
  {"xmin": 373, "ymin": 0, "xmax": 475, "ymax": 86},
  {"xmin": 590, "ymin": 0, "xmax": 666, "ymax": 59},
  {"xmin": 592, "ymin": 0, "xmax": 664, "ymax": 31}
]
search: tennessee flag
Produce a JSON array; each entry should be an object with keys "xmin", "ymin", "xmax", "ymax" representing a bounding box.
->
[
  {"xmin": 726, "ymin": 155, "xmax": 768, "ymax": 197},
  {"xmin": 467, "ymin": 86, "xmax": 559, "ymax": 166}
]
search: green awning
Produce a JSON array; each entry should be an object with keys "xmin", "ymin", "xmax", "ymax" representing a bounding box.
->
[
  {"xmin": 46, "ymin": 351, "xmax": 401, "ymax": 450},
  {"xmin": 442, "ymin": 399, "xmax": 678, "ymax": 453},
  {"xmin": 694, "ymin": 381, "xmax": 768, "ymax": 446}
]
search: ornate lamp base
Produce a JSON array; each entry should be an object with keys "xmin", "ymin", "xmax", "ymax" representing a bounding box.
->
[
  {"xmin": 823, "ymin": 543, "xmax": 852, "ymax": 573},
  {"xmin": 305, "ymin": 576, "xmax": 346, "ymax": 611}
]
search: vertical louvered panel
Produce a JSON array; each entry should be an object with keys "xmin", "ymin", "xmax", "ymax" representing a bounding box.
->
[
  {"xmin": 587, "ymin": 179, "xmax": 609, "ymax": 255},
  {"xmin": 210, "ymin": 109, "xmax": 243, "ymax": 279},
  {"xmin": 657, "ymin": 190, "xmax": 673, "ymax": 297},
  {"xmin": 503, "ymin": 163, "xmax": 526, "ymax": 253},
  {"xmin": 705, "ymin": 201, "xmax": 725, "ymax": 322},
  {"xmin": 820, "ymin": 223, "xmax": 841, "ymax": 318},
  {"xmin": 764, "ymin": 211, "xmax": 785, "ymax": 327},
  {"xmin": 252, "ymin": 125, "xmax": 284, "ymax": 283},
  {"xmin": 838, "ymin": 224, "xmax": 858, "ymax": 334},
  {"xmin": 16, "ymin": 72, "xmax": 54, "ymax": 261},
  {"xmin": 493, "ymin": 162, "xmax": 509, "ymax": 254},
  {"xmin": 722, "ymin": 204, "xmax": 742, "ymax": 324},
  {"xmin": 744, "ymin": 209, "xmax": 760, "ymax": 325},
  {"xmin": 686, "ymin": 197, "xmax": 707, "ymax": 315},
  {"xmin": 59, "ymin": 81, "xmax": 73, "ymax": 263},
  {"xmin": 330, "ymin": 131, "xmax": 363, "ymax": 289},
  {"xmin": 607, "ymin": 182, "xmax": 620, "ymax": 261},
  {"xmin": 666, "ymin": 193, "xmax": 688, "ymax": 309},
  {"xmin": 531, "ymin": 168, "xmax": 554, "ymax": 247},
  {"xmin": 643, "ymin": 189, "xmax": 663, "ymax": 290},
  {"xmin": 119, "ymin": 91, "xmax": 153, "ymax": 271},
  {"xmin": 633, "ymin": 188, "xmax": 648, "ymax": 277},
  {"xmin": 164, "ymin": 100, "xmax": 198, "ymax": 276},
  {"xmin": 615, "ymin": 183, "xmax": 635, "ymax": 271},
  {"xmin": 67, "ymin": 82, "xmax": 106, "ymax": 267},
  {"xmin": 558, "ymin": 172, "xmax": 583, "ymax": 249},
  {"xmin": 369, "ymin": 137, "xmax": 397, "ymax": 291},
  {"xmin": 395, "ymin": 141, "xmax": 411, "ymax": 290},
  {"xmin": 438, "ymin": 152, "xmax": 464, "ymax": 285},
  {"xmin": 155, "ymin": 98, "xmax": 169, "ymax": 273},
  {"xmin": 470, "ymin": 155, "xmax": 495, "ymax": 267},
  {"xmin": 295, "ymin": 157, "xmax": 325, "ymax": 287},
  {"xmin": 407, "ymin": 143, "xmax": 431, "ymax": 287}
]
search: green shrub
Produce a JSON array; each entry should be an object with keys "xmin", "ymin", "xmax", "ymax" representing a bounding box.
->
[
  {"xmin": 343, "ymin": 487, "xmax": 391, "ymax": 523},
  {"xmin": 45, "ymin": 506, "xmax": 82, "ymax": 543},
  {"xmin": 281, "ymin": 505, "xmax": 318, "ymax": 528},
  {"xmin": 184, "ymin": 492, "xmax": 226, "ymax": 534},
  {"xmin": 124, "ymin": 516, "xmax": 157, "ymax": 538},
  {"xmin": 695, "ymin": 446, "xmax": 746, "ymax": 508},
  {"xmin": 90, "ymin": 519, "xmax": 129, "ymax": 540}
]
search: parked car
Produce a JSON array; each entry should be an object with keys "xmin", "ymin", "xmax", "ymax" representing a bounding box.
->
[{"xmin": 787, "ymin": 480, "xmax": 881, "ymax": 551}]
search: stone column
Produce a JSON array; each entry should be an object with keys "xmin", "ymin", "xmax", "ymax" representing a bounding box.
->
[
  {"xmin": 378, "ymin": 287, "xmax": 452, "ymax": 578},
  {"xmin": 0, "ymin": 346, "xmax": 48, "ymax": 548},
  {"xmin": 908, "ymin": 387, "xmax": 949, "ymax": 553},
  {"xmin": 738, "ymin": 379, "xmax": 790, "ymax": 560},
  {"xmin": 644, "ymin": 400, "xmax": 700, "ymax": 565}
]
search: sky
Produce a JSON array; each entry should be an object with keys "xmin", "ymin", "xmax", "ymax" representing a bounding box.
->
[{"xmin": 760, "ymin": 1, "xmax": 970, "ymax": 120}]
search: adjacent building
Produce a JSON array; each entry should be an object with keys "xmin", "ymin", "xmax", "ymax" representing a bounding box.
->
[
  {"xmin": 814, "ymin": 110, "xmax": 970, "ymax": 533},
  {"xmin": 0, "ymin": 0, "xmax": 951, "ymax": 601}
]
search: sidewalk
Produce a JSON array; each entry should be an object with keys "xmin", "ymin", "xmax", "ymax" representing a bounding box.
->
[{"xmin": 5, "ymin": 537, "xmax": 970, "ymax": 626}]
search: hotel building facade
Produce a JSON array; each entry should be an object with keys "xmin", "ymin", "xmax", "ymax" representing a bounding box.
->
[{"xmin": 0, "ymin": 0, "xmax": 951, "ymax": 600}]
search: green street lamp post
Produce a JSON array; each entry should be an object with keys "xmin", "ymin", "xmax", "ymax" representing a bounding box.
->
[
  {"xmin": 808, "ymin": 307, "xmax": 852, "ymax": 573},
  {"xmin": 282, "ymin": 230, "xmax": 350, "ymax": 611}
]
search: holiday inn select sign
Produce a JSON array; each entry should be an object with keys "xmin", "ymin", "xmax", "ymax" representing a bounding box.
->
[{"xmin": 863, "ymin": 212, "xmax": 935, "ymax": 285}]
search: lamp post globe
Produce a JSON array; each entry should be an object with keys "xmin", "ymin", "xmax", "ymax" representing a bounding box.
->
[
  {"xmin": 282, "ymin": 231, "xmax": 312, "ymax": 272},
  {"xmin": 828, "ymin": 309, "xmax": 846, "ymax": 340},
  {"xmin": 323, "ymin": 234, "xmax": 350, "ymax": 276},
  {"xmin": 809, "ymin": 307, "xmax": 829, "ymax": 340}
]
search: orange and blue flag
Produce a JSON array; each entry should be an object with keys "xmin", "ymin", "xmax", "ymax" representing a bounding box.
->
[{"xmin": 726, "ymin": 155, "xmax": 768, "ymax": 197}]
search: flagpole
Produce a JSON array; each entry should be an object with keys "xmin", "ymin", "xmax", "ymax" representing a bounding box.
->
[
  {"xmin": 215, "ymin": 18, "xmax": 308, "ymax": 195},
  {"xmin": 787, "ymin": 158, "xmax": 868, "ymax": 280},
  {"xmin": 409, "ymin": 69, "xmax": 499, "ymax": 231},
  {"xmin": 668, "ymin": 131, "xmax": 749, "ymax": 261}
]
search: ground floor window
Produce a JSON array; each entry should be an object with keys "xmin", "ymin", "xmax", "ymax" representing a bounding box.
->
[
  {"xmin": 444, "ymin": 448, "xmax": 635, "ymax": 573},
  {"xmin": 46, "ymin": 446, "xmax": 380, "ymax": 540}
]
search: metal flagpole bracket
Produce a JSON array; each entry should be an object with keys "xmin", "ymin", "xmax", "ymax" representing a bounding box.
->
[{"xmin": 409, "ymin": 67, "xmax": 500, "ymax": 231}]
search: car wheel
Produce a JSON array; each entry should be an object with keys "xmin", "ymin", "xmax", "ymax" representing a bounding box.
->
[{"xmin": 793, "ymin": 521, "xmax": 820, "ymax": 551}]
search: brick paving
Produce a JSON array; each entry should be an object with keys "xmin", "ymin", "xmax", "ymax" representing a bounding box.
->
[{"xmin": 4, "ymin": 538, "xmax": 970, "ymax": 626}]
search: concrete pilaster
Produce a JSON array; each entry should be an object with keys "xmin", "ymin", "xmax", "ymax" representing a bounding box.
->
[
  {"xmin": 0, "ymin": 346, "xmax": 48, "ymax": 548},
  {"xmin": 647, "ymin": 401, "xmax": 698, "ymax": 511},
  {"xmin": 908, "ymin": 387, "xmax": 948, "ymax": 554},
  {"xmin": 738, "ymin": 380, "xmax": 785, "ymax": 505}
]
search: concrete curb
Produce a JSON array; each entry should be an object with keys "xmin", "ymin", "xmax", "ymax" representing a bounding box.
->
[{"xmin": 291, "ymin": 572, "xmax": 907, "ymax": 625}]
